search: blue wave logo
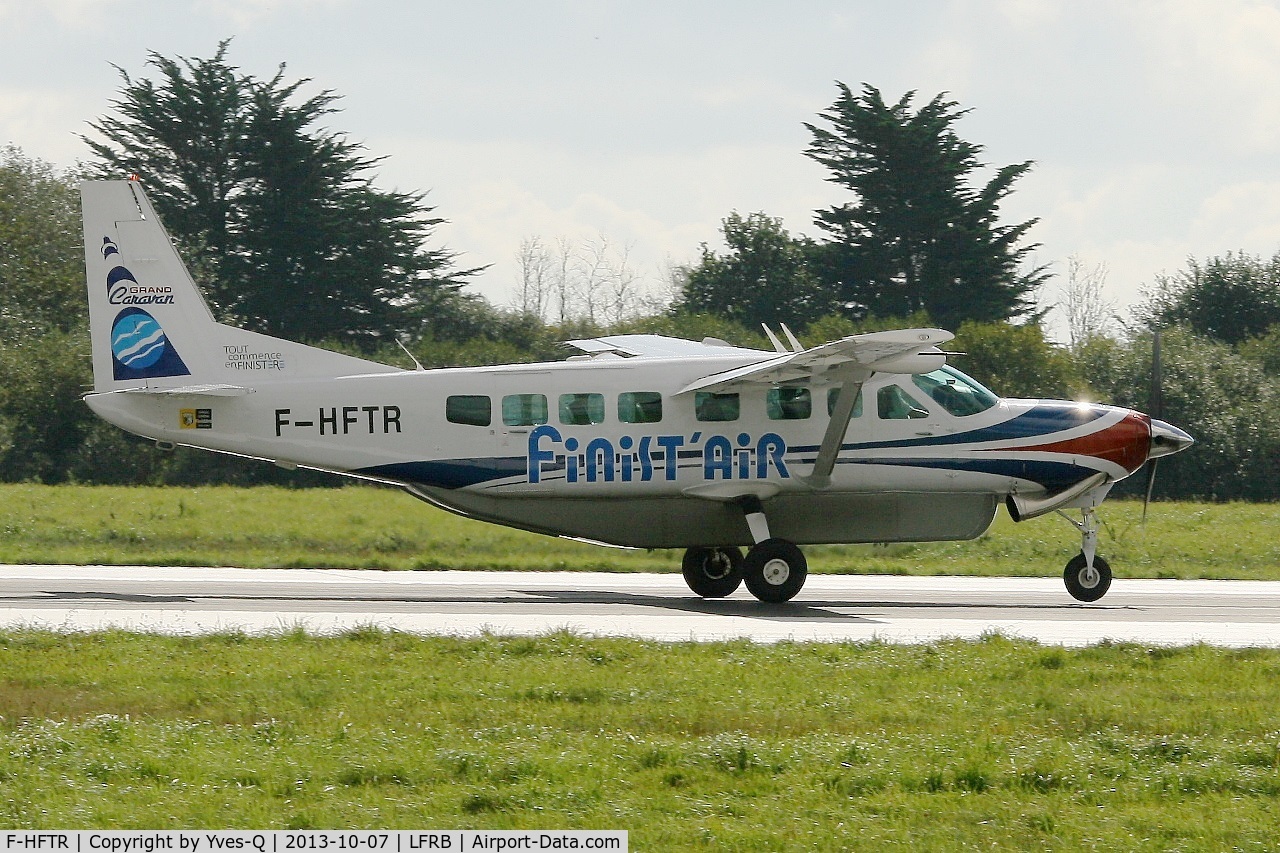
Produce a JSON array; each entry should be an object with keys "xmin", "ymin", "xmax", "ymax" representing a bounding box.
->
[
  {"xmin": 112, "ymin": 310, "xmax": 167, "ymax": 368},
  {"xmin": 110, "ymin": 307, "xmax": 190, "ymax": 380}
]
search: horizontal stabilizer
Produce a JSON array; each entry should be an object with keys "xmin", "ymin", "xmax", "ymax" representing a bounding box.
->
[{"xmin": 117, "ymin": 383, "xmax": 255, "ymax": 397}]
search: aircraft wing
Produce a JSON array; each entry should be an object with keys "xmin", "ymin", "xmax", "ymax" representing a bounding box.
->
[{"xmin": 676, "ymin": 328, "xmax": 954, "ymax": 395}]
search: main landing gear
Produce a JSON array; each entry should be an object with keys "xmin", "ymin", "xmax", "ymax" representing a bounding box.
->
[
  {"xmin": 1058, "ymin": 505, "xmax": 1112, "ymax": 602},
  {"xmin": 680, "ymin": 497, "xmax": 809, "ymax": 603}
]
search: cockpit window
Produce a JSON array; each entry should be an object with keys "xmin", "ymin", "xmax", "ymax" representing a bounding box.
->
[
  {"xmin": 910, "ymin": 367, "xmax": 998, "ymax": 416},
  {"xmin": 878, "ymin": 385, "xmax": 930, "ymax": 420}
]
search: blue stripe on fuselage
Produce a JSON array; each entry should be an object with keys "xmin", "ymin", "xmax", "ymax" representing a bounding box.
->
[
  {"xmin": 791, "ymin": 401, "xmax": 1108, "ymax": 454},
  {"xmin": 359, "ymin": 457, "xmax": 527, "ymax": 489}
]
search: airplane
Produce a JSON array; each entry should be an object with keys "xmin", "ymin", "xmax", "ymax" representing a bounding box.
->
[{"xmin": 81, "ymin": 178, "xmax": 1194, "ymax": 604}]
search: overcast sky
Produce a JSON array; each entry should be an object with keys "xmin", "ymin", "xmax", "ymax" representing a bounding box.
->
[{"xmin": 4, "ymin": 0, "xmax": 1280, "ymax": 338}]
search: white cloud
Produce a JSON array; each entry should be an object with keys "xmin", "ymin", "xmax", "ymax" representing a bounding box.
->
[
  {"xmin": 0, "ymin": 0, "xmax": 107, "ymax": 30},
  {"xmin": 0, "ymin": 86, "xmax": 100, "ymax": 166},
  {"xmin": 1191, "ymin": 180, "xmax": 1280, "ymax": 250},
  {"xmin": 1135, "ymin": 0, "xmax": 1280, "ymax": 154},
  {"xmin": 4, "ymin": 0, "xmax": 1279, "ymax": 335},
  {"xmin": 193, "ymin": 0, "xmax": 350, "ymax": 30}
]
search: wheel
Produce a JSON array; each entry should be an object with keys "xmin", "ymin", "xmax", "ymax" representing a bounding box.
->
[
  {"xmin": 743, "ymin": 539, "xmax": 808, "ymax": 603},
  {"xmin": 681, "ymin": 546, "xmax": 744, "ymax": 598},
  {"xmin": 1064, "ymin": 553, "xmax": 1112, "ymax": 602}
]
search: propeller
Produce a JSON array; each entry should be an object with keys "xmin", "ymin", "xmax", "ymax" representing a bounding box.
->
[{"xmin": 1142, "ymin": 328, "xmax": 1162, "ymax": 521}]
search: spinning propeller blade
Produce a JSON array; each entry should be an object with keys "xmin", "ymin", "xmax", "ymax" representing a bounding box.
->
[{"xmin": 1142, "ymin": 328, "xmax": 1162, "ymax": 522}]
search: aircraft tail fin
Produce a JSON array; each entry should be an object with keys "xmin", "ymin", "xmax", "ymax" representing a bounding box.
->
[{"xmin": 82, "ymin": 179, "xmax": 399, "ymax": 394}]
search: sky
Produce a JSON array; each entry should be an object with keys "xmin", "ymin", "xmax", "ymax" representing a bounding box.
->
[{"xmin": 4, "ymin": 0, "xmax": 1280, "ymax": 340}]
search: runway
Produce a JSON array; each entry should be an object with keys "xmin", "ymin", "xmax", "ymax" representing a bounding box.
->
[{"xmin": 2, "ymin": 564, "xmax": 1280, "ymax": 647}]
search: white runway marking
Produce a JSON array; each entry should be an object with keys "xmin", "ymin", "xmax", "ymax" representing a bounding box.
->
[{"xmin": 2, "ymin": 565, "xmax": 1279, "ymax": 647}]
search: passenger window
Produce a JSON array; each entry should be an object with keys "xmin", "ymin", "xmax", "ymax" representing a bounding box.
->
[
  {"xmin": 559, "ymin": 393, "xmax": 605, "ymax": 425},
  {"xmin": 502, "ymin": 393, "xmax": 548, "ymax": 426},
  {"xmin": 767, "ymin": 387, "xmax": 811, "ymax": 420},
  {"xmin": 618, "ymin": 391, "xmax": 662, "ymax": 424},
  {"xmin": 446, "ymin": 394, "xmax": 491, "ymax": 427},
  {"xmin": 878, "ymin": 385, "xmax": 930, "ymax": 420},
  {"xmin": 826, "ymin": 387, "xmax": 864, "ymax": 418},
  {"xmin": 910, "ymin": 368, "xmax": 998, "ymax": 416},
  {"xmin": 695, "ymin": 391, "xmax": 739, "ymax": 422}
]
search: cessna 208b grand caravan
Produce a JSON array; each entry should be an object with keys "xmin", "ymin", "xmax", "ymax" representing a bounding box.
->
[{"xmin": 82, "ymin": 179, "xmax": 1193, "ymax": 603}]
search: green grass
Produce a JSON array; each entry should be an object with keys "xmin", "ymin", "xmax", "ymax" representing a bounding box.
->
[
  {"xmin": 4, "ymin": 486, "xmax": 1279, "ymax": 844},
  {"xmin": 0, "ymin": 484, "xmax": 1277, "ymax": 579},
  {"xmin": 2, "ymin": 630, "xmax": 1279, "ymax": 847}
]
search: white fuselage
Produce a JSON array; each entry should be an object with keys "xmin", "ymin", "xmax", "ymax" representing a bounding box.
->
[{"xmin": 86, "ymin": 350, "xmax": 1148, "ymax": 549}]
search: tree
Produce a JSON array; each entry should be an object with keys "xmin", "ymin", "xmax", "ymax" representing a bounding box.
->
[
  {"xmin": 1136, "ymin": 251, "xmax": 1280, "ymax": 345},
  {"xmin": 804, "ymin": 83, "xmax": 1047, "ymax": 329},
  {"xmin": 1076, "ymin": 328, "xmax": 1280, "ymax": 501},
  {"xmin": 679, "ymin": 211, "xmax": 831, "ymax": 328},
  {"xmin": 1239, "ymin": 324, "xmax": 1280, "ymax": 374},
  {"xmin": 952, "ymin": 321, "xmax": 1077, "ymax": 400},
  {"xmin": 1058, "ymin": 255, "xmax": 1116, "ymax": 350},
  {"xmin": 0, "ymin": 147, "xmax": 83, "ymax": 335},
  {"xmin": 83, "ymin": 41, "xmax": 474, "ymax": 350},
  {"xmin": 515, "ymin": 233, "xmax": 653, "ymax": 326}
]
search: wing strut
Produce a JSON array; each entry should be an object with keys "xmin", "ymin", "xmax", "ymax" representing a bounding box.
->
[{"xmin": 806, "ymin": 370, "xmax": 869, "ymax": 489}]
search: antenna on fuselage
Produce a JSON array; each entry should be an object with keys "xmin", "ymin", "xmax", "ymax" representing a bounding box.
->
[{"xmin": 397, "ymin": 338, "xmax": 425, "ymax": 371}]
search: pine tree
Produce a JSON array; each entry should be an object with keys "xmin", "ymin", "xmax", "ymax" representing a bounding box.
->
[
  {"xmin": 83, "ymin": 41, "xmax": 474, "ymax": 350},
  {"xmin": 805, "ymin": 83, "xmax": 1046, "ymax": 328}
]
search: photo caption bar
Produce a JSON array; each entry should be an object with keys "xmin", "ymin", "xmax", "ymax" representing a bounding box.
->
[{"xmin": 1, "ymin": 833, "xmax": 626, "ymax": 853}]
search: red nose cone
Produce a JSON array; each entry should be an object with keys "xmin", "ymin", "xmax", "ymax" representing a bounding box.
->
[{"xmin": 1018, "ymin": 410, "xmax": 1151, "ymax": 474}]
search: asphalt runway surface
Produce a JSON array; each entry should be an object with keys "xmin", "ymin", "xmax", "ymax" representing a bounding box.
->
[{"xmin": 2, "ymin": 565, "xmax": 1279, "ymax": 646}]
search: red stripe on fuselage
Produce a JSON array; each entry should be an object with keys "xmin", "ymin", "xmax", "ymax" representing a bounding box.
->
[{"xmin": 989, "ymin": 410, "xmax": 1150, "ymax": 474}]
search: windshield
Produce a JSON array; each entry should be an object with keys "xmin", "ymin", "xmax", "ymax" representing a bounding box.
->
[{"xmin": 910, "ymin": 366, "xmax": 999, "ymax": 416}]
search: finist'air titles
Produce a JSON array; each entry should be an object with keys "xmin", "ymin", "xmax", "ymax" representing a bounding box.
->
[{"xmin": 528, "ymin": 424, "xmax": 789, "ymax": 484}]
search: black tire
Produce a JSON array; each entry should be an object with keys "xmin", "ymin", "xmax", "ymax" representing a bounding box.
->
[
  {"xmin": 743, "ymin": 539, "xmax": 808, "ymax": 603},
  {"xmin": 1064, "ymin": 553, "xmax": 1112, "ymax": 602},
  {"xmin": 681, "ymin": 546, "xmax": 744, "ymax": 598}
]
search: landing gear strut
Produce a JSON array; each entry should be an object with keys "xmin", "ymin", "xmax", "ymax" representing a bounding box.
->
[
  {"xmin": 1057, "ymin": 505, "xmax": 1112, "ymax": 602},
  {"xmin": 679, "ymin": 496, "xmax": 809, "ymax": 603}
]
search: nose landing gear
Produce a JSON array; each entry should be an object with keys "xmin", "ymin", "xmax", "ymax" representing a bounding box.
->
[
  {"xmin": 1064, "ymin": 552, "xmax": 1112, "ymax": 602},
  {"xmin": 1058, "ymin": 505, "xmax": 1112, "ymax": 602}
]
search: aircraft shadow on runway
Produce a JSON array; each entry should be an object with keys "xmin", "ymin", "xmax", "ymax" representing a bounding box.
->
[{"xmin": 19, "ymin": 587, "xmax": 1125, "ymax": 625}]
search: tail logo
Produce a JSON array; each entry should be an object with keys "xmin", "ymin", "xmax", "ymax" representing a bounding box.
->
[
  {"xmin": 110, "ymin": 307, "xmax": 190, "ymax": 379},
  {"xmin": 102, "ymin": 237, "xmax": 190, "ymax": 380},
  {"xmin": 102, "ymin": 239, "xmax": 174, "ymax": 305}
]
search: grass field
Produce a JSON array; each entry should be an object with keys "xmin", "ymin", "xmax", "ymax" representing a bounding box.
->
[
  {"xmin": 3, "ymin": 485, "xmax": 1279, "ymax": 845},
  {"xmin": 0, "ymin": 483, "xmax": 1277, "ymax": 579},
  {"xmin": 2, "ymin": 630, "xmax": 1280, "ymax": 848}
]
